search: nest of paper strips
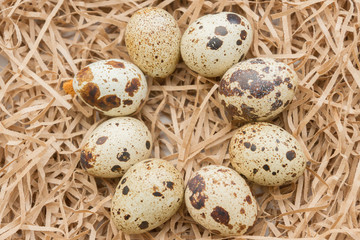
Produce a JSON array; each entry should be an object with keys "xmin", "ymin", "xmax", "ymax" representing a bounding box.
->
[{"xmin": 0, "ymin": 0, "xmax": 360, "ymax": 239}]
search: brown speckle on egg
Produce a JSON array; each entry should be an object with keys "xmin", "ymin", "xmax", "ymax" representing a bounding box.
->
[
  {"xmin": 117, "ymin": 149, "xmax": 130, "ymax": 162},
  {"xmin": 111, "ymin": 165, "xmax": 122, "ymax": 172},
  {"xmin": 96, "ymin": 136, "xmax": 108, "ymax": 145},
  {"xmin": 215, "ymin": 26, "xmax": 228, "ymax": 36},
  {"xmin": 286, "ymin": 150, "xmax": 296, "ymax": 161},
  {"xmin": 138, "ymin": 221, "xmax": 149, "ymax": 229},
  {"xmin": 125, "ymin": 78, "xmax": 140, "ymax": 97},
  {"xmin": 80, "ymin": 149, "xmax": 95, "ymax": 169},
  {"xmin": 188, "ymin": 174, "xmax": 208, "ymax": 209},
  {"xmin": 123, "ymin": 99, "xmax": 133, "ymax": 105},
  {"xmin": 122, "ymin": 186, "xmax": 129, "ymax": 195},
  {"xmin": 227, "ymin": 13, "xmax": 241, "ymax": 24},
  {"xmin": 76, "ymin": 66, "xmax": 94, "ymax": 85},
  {"xmin": 211, "ymin": 206, "xmax": 230, "ymax": 225},
  {"xmin": 206, "ymin": 37, "xmax": 223, "ymax": 50},
  {"xmin": 106, "ymin": 60, "xmax": 125, "ymax": 68}
]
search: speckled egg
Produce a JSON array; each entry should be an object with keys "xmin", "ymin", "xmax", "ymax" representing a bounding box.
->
[
  {"xmin": 184, "ymin": 165, "xmax": 257, "ymax": 236},
  {"xmin": 79, "ymin": 117, "xmax": 152, "ymax": 178},
  {"xmin": 181, "ymin": 12, "xmax": 253, "ymax": 77},
  {"xmin": 229, "ymin": 122, "xmax": 307, "ymax": 186},
  {"xmin": 219, "ymin": 57, "xmax": 299, "ymax": 122},
  {"xmin": 73, "ymin": 59, "xmax": 147, "ymax": 116},
  {"xmin": 125, "ymin": 7, "xmax": 181, "ymax": 78},
  {"xmin": 111, "ymin": 158, "xmax": 184, "ymax": 234}
]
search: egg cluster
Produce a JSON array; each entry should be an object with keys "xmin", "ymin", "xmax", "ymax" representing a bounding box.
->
[{"xmin": 69, "ymin": 7, "xmax": 308, "ymax": 237}]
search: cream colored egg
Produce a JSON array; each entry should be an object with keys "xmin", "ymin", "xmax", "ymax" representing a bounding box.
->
[
  {"xmin": 181, "ymin": 12, "xmax": 253, "ymax": 77},
  {"xmin": 184, "ymin": 165, "xmax": 257, "ymax": 236},
  {"xmin": 219, "ymin": 57, "xmax": 298, "ymax": 122},
  {"xmin": 73, "ymin": 59, "xmax": 147, "ymax": 116},
  {"xmin": 111, "ymin": 159, "xmax": 184, "ymax": 234},
  {"xmin": 79, "ymin": 117, "xmax": 152, "ymax": 178},
  {"xmin": 229, "ymin": 122, "xmax": 307, "ymax": 186},
  {"xmin": 125, "ymin": 7, "xmax": 181, "ymax": 78}
]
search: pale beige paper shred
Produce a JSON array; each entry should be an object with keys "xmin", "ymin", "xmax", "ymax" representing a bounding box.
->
[{"xmin": 0, "ymin": 0, "xmax": 360, "ymax": 239}]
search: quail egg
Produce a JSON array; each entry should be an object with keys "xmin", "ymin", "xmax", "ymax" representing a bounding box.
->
[
  {"xmin": 181, "ymin": 12, "xmax": 253, "ymax": 77},
  {"xmin": 219, "ymin": 57, "xmax": 299, "ymax": 122},
  {"xmin": 79, "ymin": 117, "xmax": 152, "ymax": 178},
  {"xmin": 125, "ymin": 7, "xmax": 181, "ymax": 78},
  {"xmin": 184, "ymin": 165, "xmax": 257, "ymax": 236},
  {"xmin": 111, "ymin": 158, "xmax": 184, "ymax": 234},
  {"xmin": 229, "ymin": 122, "xmax": 307, "ymax": 186},
  {"xmin": 73, "ymin": 59, "xmax": 147, "ymax": 116}
]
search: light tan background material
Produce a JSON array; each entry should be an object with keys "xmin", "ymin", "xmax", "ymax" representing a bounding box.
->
[{"xmin": 0, "ymin": 0, "xmax": 360, "ymax": 239}]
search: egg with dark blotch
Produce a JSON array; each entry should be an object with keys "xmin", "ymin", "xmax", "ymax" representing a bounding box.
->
[
  {"xmin": 219, "ymin": 57, "xmax": 299, "ymax": 122},
  {"xmin": 73, "ymin": 59, "xmax": 147, "ymax": 116},
  {"xmin": 181, "ymin": 12, "xmax": 253, "ymax": 77},
  {"xmin": 229, "ymin": 122, "xmax": 307, "ymax": 186},
  {"xmin": 125, "ymin": 7, "xmax": 181, "ymax": 78},
  {"xmin": 111, "ymin": 159, "xmax": 184, "ymax": 234},
  {"xmin": 79, "ymin": 117, "xmax": 152, "ymax": 178},
  {"xmin": 184, "ymin": 165, "xmax": 257, "ymax": 236}
]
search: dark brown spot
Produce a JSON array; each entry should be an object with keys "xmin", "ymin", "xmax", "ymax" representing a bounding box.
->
[
  {"xmin": 106, "ymin": 60, "xmax": 125, "ymax": 68},
  {"xmin": 236, "ymin": 39, "xmax": 242, "ymax": 45},
  {"xmin": 276, "ymin": 91, "xmax": 281, "ymax": 98},
  {"xmin": 138, "ymin": 221, "xmax": 149, "ymax": 229},
  {"xmin": 121, "ymin": 177, "xmax": 127, "ymax": 184},
  {"xmin": 274, "ymin": 76, "xmax": 282, "ymax": 86},
  {"xmin": 250, "ymin": 144, "xmax": 256, "ymax": 151},
  {"xmin": 153, "ymin": 191, "xmax": 163, "ymax": 197},
  {"xmin": 245, "ymin": 195, "xmax": 252, "ymax": 204},
  {"xmin": 200, "ymin": 213, "xmax": 206, "ymax": 219},
  {"xmin": 80, "ymin": 150, "xmax": 95, "ymax": 169},
  {"xmin": 206, "ymin": 37, "xmax": 223, "ymax": 50},
  {"xmin": 271, "ymin": 99, "xmax": 283, "ymax": 111},
  {"xmin": 286, "ymin": 150, "xmax": 296, "ymax": 161},
  {"xmin": 112, "ymin": 78, "xmax": 118, "ymax": 82},
  {"xmin": 262, "ymin": 66, "xmax": 270, "ymax": 73},
  {"xmin": 217, "ymin": 168, "xmax": 229, "ymax": 173},
  {"xmin": 240, "ymin": 30, "xmax": 247, "ymax": 40},
  {"xmin": 275, "ymin": 146, "xmax": 279, "ymax": 151},
  {"xmin": 188, "ymin": 174, "xmax": 208, "ymax": 209},
  {"xmin": 244, "ymin": 142, "xmax": 251, "ymax": 148},
  {"xmin": 230, "ymin": 69, "xmax": 275, "ymax": 99},
  {"xmin": 123, "ymin": 99, "xmax": 133, "ymax": 105},
  {"xmin": 219, "ymin": 80, "xmax": 243, "ymax": 97},
  {"xmin": 122, "ymin": 186, "xmax": 129, "ymax": 195},
  {"xmin": 253, "ymin": 168, "xmax": 258, "ymax": 174},
  {"xmin": 263, "ymin": 164, "xmax": 270, "ymax": 171},
  {"xmin": 239, "ymin": 104, "xmax": 258, "ymax": 121},
  {"xmin": 124, "ymin": 214, "xmax": 130, "ymax": 220},
  {"xmin": 284, "ymin": 100, "xmax": 291, "ymax": 107},
  {"xmin": 261, "ymin": 147, "xmax": 265, "ymax": 151},
  {"xmin": 111, "ymin": 165, "xmax": 121, "ymax": 172},
  {"xmin": 96, "ymin": 136, "xmax": 108, "ymax": 145},
  {"xmin": 146, "ymin": 141, "xmax": 151, "ymax": 150},
  {"xmin": 76, "ymin": 66, "xmax": 94, "ymax": 85},
  {"xmin": 165, "ymin": 181, "xmax": 174, "ymax": 190},
  {"xmin": 125, "ymin": 78, "xmax": 140, "ymax": 97},
  {"xmin": 227, "ymin": 13, "xmax": 241, "ymax": 24},
  {"xmin": 272, "ymin": 172, "xmax": 276, "ymax": 175},
  {"xmin": 215, "ymin": 26, "xmax": 228, "ymax": 36},
  {"xmin": 250, "ymin": 58, "xmax": 266, "ymax": 64},
  {"xmin": 117, "ymin": 149, "xmax": 130, "ymax": 162},
  {"xmin": 288, "ymin": 83, "xmax": 293, "ymax": 89},
  {"xmin": 80, "ymin": 82, "xmax": 121, "ymax": 111},
  {"xmin": 292, "ymin": 173, "xmax": 297, "ymax": 177},
  {"xmin": 199, "ymin": 25, "xmax": 203, "ymax": 29},
  {"xmin": 240, "ymin": 208, "xmax": 245, "ymax": 214},
  {"xmin": 211, "ymin": 206, "xmax": 230, "ymax": 226}
]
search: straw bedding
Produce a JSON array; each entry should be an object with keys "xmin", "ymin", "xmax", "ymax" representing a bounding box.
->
[{"xmin": 1, "ymin": 0, "xmax": 360, "ymax": 239}]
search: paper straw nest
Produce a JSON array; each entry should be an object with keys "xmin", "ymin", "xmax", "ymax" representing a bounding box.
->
[{"xmin": 1, "ymin": 0, "xmax": 359, "ymax": 239}]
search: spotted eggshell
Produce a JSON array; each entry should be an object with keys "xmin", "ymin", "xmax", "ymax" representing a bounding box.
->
[
  {"xmin": 181, "ymin": 12, "xmax": 252, "ymax": 77},
  {"xmin": 229, "ymin": 122, "xmax": 307, "ymax": 186},
  {"xmin": 125, "ymin": 7, "xmax": 181, "ymax": 78},
  {"xmin": 111, "ymin": 159, "xmax": 184, "ymax": 234},
  {"xmin": 219, "ymin": 57, "xmax": 299, "ymax": 122},
  {"xmin": 184, "ymin": 165, "xmax": 257, "ymax": 236},
  {"xmin": 73, "ymin": 59, "xmax": 147, "ymax": 116},
  {"xmin": 79, "ymin": 117, "xmax": 152, "ymax": 178}
]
